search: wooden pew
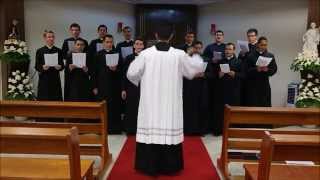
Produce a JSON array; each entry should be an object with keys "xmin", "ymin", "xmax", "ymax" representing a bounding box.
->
[
  {"xmin": 244, "ymin": 131, "xmax": 320, "ymax": 180},
  {"xmin": 0, "ymin": 127, "xmax": 94, "ymax": 180},
  {"xmin": 0, "ymin": 100, "xmax": 112, "ymax": 176},
  {"xmin": 218, "ymin": 105, "xmax": 320, "ymax": 180}
]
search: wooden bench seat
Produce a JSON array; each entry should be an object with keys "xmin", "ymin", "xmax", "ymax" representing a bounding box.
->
[
  {"xmin": 218, "ymin": 105, "xmax": 320, "ymax": 180},
  {"xmin": 0, "ymin": 100, "xmax": 112, "ymax": 176},
  {"xmin": 0, "ymin": 157, "xmax": 94, "ymax": 180},
  {"xmin": 244, "ymin": 164, "xmax": 320, "ymax": 180},
  {"xmin": 243, "ymin": 132, "xmax": 320, "ymax": 180},
  {"xmin": 0, "ymin": 127, "xmax": 94, "ymax": 180}
]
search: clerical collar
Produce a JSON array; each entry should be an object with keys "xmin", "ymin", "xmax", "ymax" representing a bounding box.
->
[
  {"xmin": 250, "ymin": 41, "xmax": 257, "ymax": 45},
  {"xmin": 104, "ymin": 49, "xmax": 112, "ymax": 52},
  {"xmin": 257, "ymin": 50, "xmax": 266, "ymax": 55},
  {"xmin": 226, "ymin": 55, "xmax": 234, "ymax": 60},
  {"xmin": 73, "ymin": 50, "xmax": 82, "ymax": 53},
  {"xmin": 216, "ymin": 42, "xmax": 223, "ymax": 46},
  {"xmin": 46, "ymin": 45, "xmax": 54, "ymax": 49}
]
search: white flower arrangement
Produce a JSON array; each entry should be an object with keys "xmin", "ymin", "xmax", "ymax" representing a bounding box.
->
[
  {"xmin": 296, "ymin": 74, "xmax": 320, "ymax": 108},
  {"xmin": 6, "ymin": 70, "xmax": 35, "ymax": 100},
  {"xmin": 291, "ymin": 49, "xmax": 320, "ymax": 107},
  {"xmin": 1, "ymin": 38, "xmax": 30, "ymax": 63},
  {"xmin": 291, "ymin": 50, "xmax": 320, "ymax": 73},
  {"xmin": 4, "ymin": 39, "xmax": 28, "ymax": 54}
]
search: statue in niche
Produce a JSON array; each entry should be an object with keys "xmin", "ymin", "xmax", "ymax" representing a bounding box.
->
[{"xmin": 8, "ymin": 19, "xmax": 20, "ymax": 40}]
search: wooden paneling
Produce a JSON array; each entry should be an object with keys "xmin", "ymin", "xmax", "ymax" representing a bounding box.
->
[
  {"xmin": 135, "ymin": 4, "xmax": 197, "ymax": 46},
  {"xmin": 308, "ymin": 0, "xmax": 320, "ymax": 27},
  {"xmin": 0, "ymin": 0, "xmax": 25, "ymax": 99}
]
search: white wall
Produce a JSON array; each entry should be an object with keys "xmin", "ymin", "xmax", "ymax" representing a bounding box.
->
[
  {"xmin": 25, "ymin": 0, "xmax": 308, "ymax": 106},
  {"xmin": 198, "ymin": 0, "xmax": 308, "ymax": 106},
  {"xmin": 24, "ymin": 0, "xmax": 135, "ymax": 95}
]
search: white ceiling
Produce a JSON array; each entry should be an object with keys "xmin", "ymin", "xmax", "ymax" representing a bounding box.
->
[{"xmin": 119, "ymin": 0, "xmax": 224, "ymax": 5}]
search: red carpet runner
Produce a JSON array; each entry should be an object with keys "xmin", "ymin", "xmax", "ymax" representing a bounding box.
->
[{"xmin": 107, "ymin": 136, "xmax": 220, "ymax": 180}]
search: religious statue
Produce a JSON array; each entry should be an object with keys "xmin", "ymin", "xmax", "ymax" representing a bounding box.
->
[
  {"xmin": 302, "ymin": 22, "xmax": 320, "ymax": 57},
  {"xmin": 8, "ymin": 19, "xmax": 20, "ymax": 40}
]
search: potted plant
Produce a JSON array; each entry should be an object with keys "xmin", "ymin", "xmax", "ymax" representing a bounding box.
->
[{"xmin": 6, "ymin": 70, "xmax": 35, "ymax": 121}]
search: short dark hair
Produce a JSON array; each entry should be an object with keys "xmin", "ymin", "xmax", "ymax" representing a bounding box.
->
[
  {"xmin": 226, "ymin": 42, "xmax": 236, "ymax": 50},
  {"xmin": 186, "ymin": 31, "xmax": 196, "ymax": 36},
  {"xmin": 103, "ymin": 34, "xmax": 113, "ymax": 41},
  {"xmin": 134, "ymin": 37, "xmax": 146, "ymax": 49},
  {"xmin": 247, "ymin": 28, "xmax": 258, "ymax": 36},
  {"xmin": 70, "ymin": 23, "xmax": 81, "ymax": 30},
  {"xmin": 75, "ymin": 39, "xmax": 85, "ymax": 44},
  {"xmin": 43, "ymin": 30, "xmax": 54, "ymax": 38},
  {"xmin": 192, "ymin": 40, "xmax": 203, "ymax": 47},
  {"xmin": 258, "ymin": 36, "xmax": 268, "ymax": 44},
  {"xmin": 155, "ymin": 24, "xmax": 174, "ymax": 40},
  {"xmin": 97, "ymin": 24, "xmax": 108, "ymax": 31},
  {"xmin": 215, "ymin": 30, "xmax": 224, "ymax": 35},
  {"xmin": 123, "ymin": 26, "xmax": 132, "ymax": 32}
]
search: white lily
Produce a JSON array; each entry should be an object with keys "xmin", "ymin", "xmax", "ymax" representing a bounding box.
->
[
  {"xmin": 15, "ymin": 75, "xmax": 21, "ymax": 81},
  {"xmin": 19, "ymin": 41, "xmax": 26, "ymax": 47},
  {"xmin": 17, "ymin": 84, "xmax": 24, "ymax": 91},
  {"xmin": 22, "ymin": 79, "xmax": 29, "ymax": 84},
  {"xmin": 17, "ymin": 48, "xmax": 23, "ymax": 54},
  {"xmin": 307, "ymin": 91, "xmax": 314, "ymax": 97},
  {"xmin": 8, "ymin": 84, "xmax": 15, "ymax": 90},
  {"xmin": 9, "ymin": 46, "xmax": 15, "ymax": 51},
  {"xmin": 4, "ymin": 40, "xmax": 10, "ymax": 45}
]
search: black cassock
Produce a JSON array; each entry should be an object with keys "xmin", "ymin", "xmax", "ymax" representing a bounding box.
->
[
  {"xmin": 175, "ymin": 43, "xmax": 192, "ymax": 52},
  {"xmin": 219, "ymin": 56, "xmax": 243, "ymax": 106},
  {"xmin": 62, "ymin": 37, "xmax": 88, "ymax": 100},
  {"xmin": 88, "ymin": 38, "xmax": 104, "ymax": 57},
  {"xmin": 65, "ymin": 53, "xmax": 92, "ymax": 102},
  {"xmin": 245, "ymin": 50, "xmax": 277, "ymax": 107},
  {"xmin": 182, "ymin": 57, "xmax": 211, "ymax": 135},
  {"xmin": 116, "ymin": 40, "xmax": 134, "ymax": 115},
  {"xmin": 35, "ymin": 46, "xmax": 64, "ymax": 101},
  {"xmin": 215, "ymin": 56, "xmax": 243, "ymax": 132},
  {"xmin": 93, "ymin": 48, "xmax": 122, "ymax": 134},
  {"xmin": 238, "ymin": 43, "xmax": 257, "ymax": 106},
  {"xmin": 203, "ymin": 43, "xmax": 226, "ymax": 135},
  {"xmin": 116, "ymin": 40, "xmax": 134, "ymax": 63},
  {"xmin": 177, "ymin": 44, "xmax": 210, "ymax": 135},
  {"xmin": 122, "ymin": 53, "xmax": 140, "ymax": 134}
]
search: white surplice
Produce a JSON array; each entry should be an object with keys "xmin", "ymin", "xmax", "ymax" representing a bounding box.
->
[{"xmin": 127, "ymin": 46, "xmax": 204, "ymax": 145}]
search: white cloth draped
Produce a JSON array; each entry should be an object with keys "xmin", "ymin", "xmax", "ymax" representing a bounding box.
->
[{"xmin": 127, "ymin": 46, "xmax": 204, "ymax": 145}]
